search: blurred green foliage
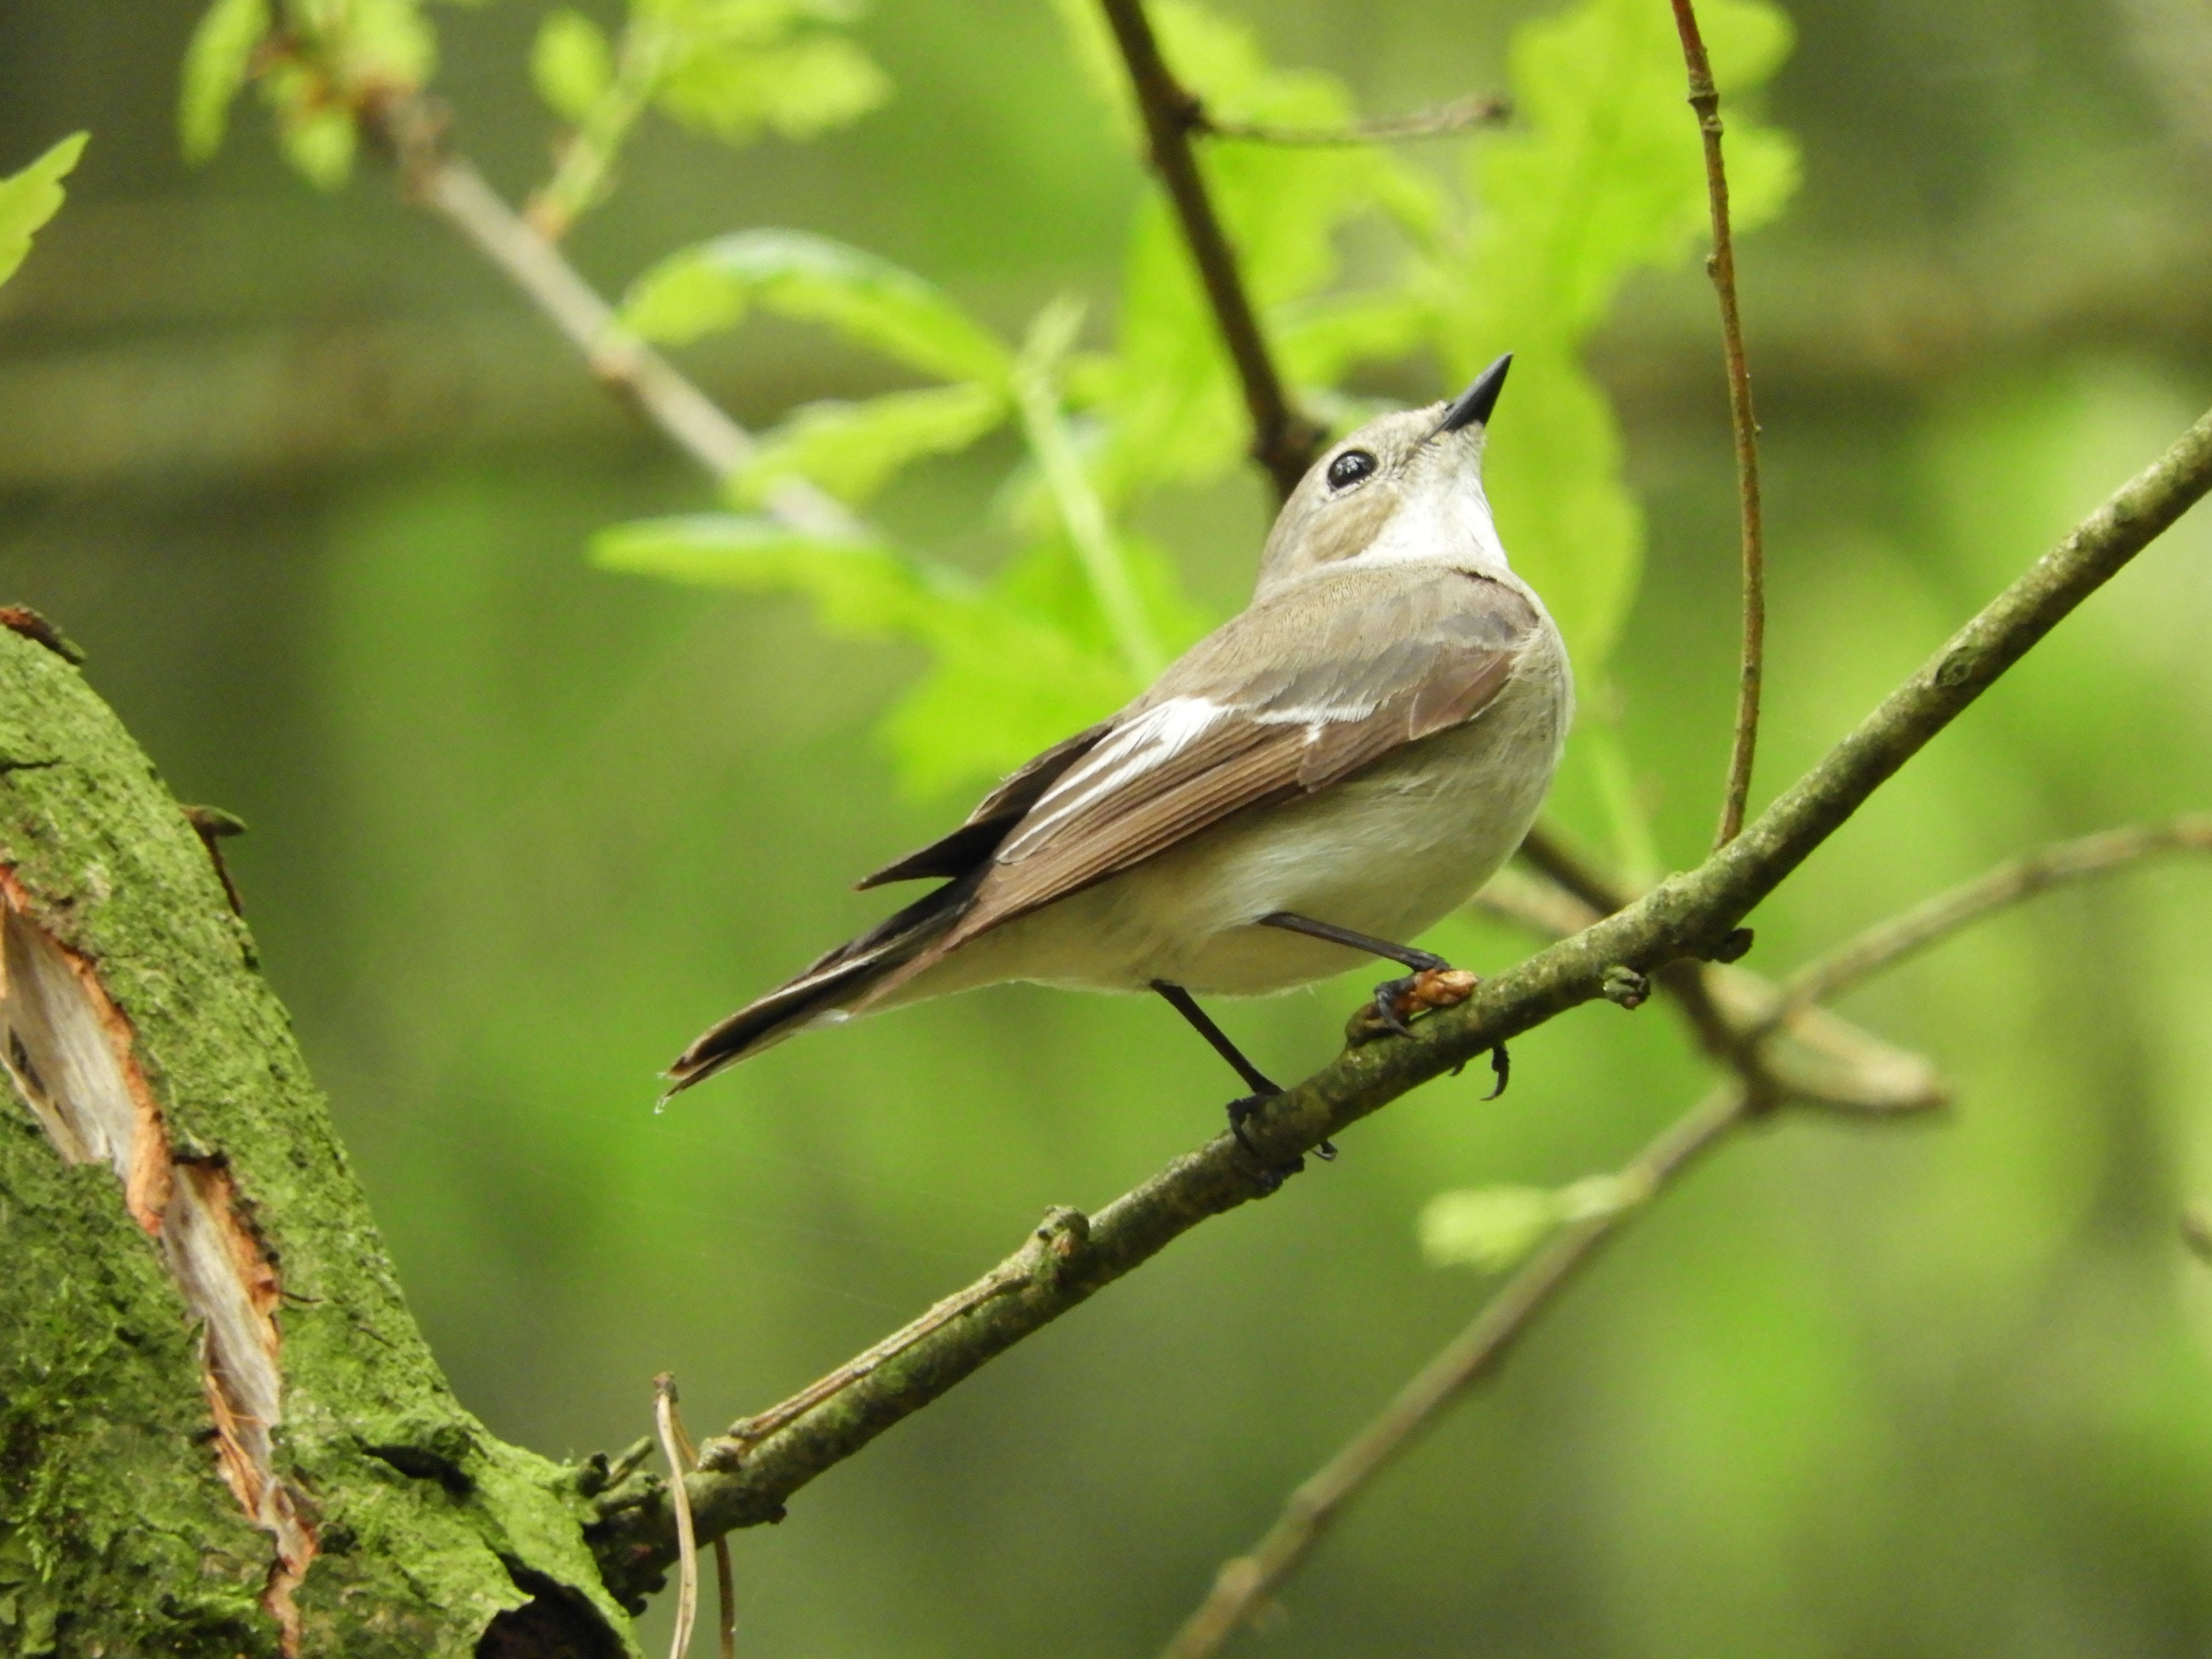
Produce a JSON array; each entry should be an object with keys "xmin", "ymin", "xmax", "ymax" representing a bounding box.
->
[
  {"xmin": 0, "ymin": 131, "xmax": 84, "ymax": 287},
  {"xmin": 601, "ymin": 0, "xmax": 1797, "ymax": 807},
  {"xmin": 6, "ymin": 0, "xmax": 2212, "ymax": 1653}
]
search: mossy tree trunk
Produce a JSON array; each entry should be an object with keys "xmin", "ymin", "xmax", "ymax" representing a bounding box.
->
[{"xmin": 0, "ymin": 622, "xmax": 637, "ymax": 1658}]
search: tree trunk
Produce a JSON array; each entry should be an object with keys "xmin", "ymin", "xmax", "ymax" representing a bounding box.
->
[{"xmin": 0, "ymin": 620, "xmax": 636, "ymax": 1657}]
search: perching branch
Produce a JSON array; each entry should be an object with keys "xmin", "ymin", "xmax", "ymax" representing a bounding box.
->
[
  {"xmin": 1163, "ymin": 811, "xmax": 2212, "ymax": 1657},
  {"xmin": 1668, "ymin": 0, "xmax": 1768, "ymax": 849},
  {"xmin": 1095, "ymin": 0, "xmax": 1326, "ymax": 502},
  {"xmin": 586, "ymin": 401, "xmax": 2212, "ymax": 1604},
  {"xmin": 367, "ymin": 95, "xmax": 861, "ymax": 538},
  {"xmin": 1197, "ymin": 93, "xmax": 1511, "ymax": 146}
]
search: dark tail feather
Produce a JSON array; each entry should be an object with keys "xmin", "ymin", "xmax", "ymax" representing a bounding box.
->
[{"xmin": 661, "ymin": 873, "xmax": 979, "ymax": 1098}]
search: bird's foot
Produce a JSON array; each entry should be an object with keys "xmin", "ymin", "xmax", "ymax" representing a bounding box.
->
[
  {"xmin": 1226, "ymin": 1091, "xmax": 1330, "ymax": 1191},
  {"xmin": 1349, "ymin": 964, "xmax": 1479, "ymax": 1044}
]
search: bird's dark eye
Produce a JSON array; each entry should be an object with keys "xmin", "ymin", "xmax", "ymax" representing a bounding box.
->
[{"xmin": 1326, "ymin": 449, "xmax": 1377, "ymax": 490}]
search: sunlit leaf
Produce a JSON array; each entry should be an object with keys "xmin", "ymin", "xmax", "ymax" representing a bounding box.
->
[
  {"xmin": 658, "ymin": 34, "xmax": 890, "ymax": 141},
  {"xmin": 594, "ymin": 512, "xmax": 1141, "ymax": 797},
  {"xmin": 1432, "ymin": 0, "xmax": 1799, "ymax": 676},
  {"xmin": 1420, "ymin": 1173, "xmax": 1649, "ymax": 1273},
  {"xmin": 736, "ymin": 382, "xmax": 1010, "ymax": 506},
  {"xmin": 278, "ymin": 101, "xmax": 358, "ymax": 191},
  {"xmin": 533, "ymin": 10, "xmax": 614, "ymax": 124},
  {"xmin": 1277, "ymin": 288, "xmax": 1432, "ymax": 390},
  {"xmin": 179, "ymin": 0, "xmax": 270, "ymax": 163},
  {"xmin": 622, "ymin": 230, "xmax": 1012, "ymax": 386},
  {"xmin": 0, "ymin": 133, "xmax": 87, "ymax": 291},
  {"xmin": 591, "ymin": 513, "xmax": 936, "ymax": 634}
]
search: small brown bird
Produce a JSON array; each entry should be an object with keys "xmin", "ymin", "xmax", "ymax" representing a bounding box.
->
[{"xmin": 667, "ymin": 355, "xmax": 1571, "ymax": 1144}]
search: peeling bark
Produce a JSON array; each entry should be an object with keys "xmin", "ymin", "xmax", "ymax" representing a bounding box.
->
[{"xmin": 0, "ymin": 628, "xmax": 634, "ymax": 1657}]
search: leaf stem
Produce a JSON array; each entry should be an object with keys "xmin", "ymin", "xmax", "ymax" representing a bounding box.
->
[
  {"xmin": 1013, "ymin": 307, "xmax": 1167, "ymax": 678},
  {"xmin": 1669, "ymin": 0, "xmax": 1767, "ymax": 850},
  {"xmin": 527, "ymin": 21, "xmax": 667, "ymax": 242}
]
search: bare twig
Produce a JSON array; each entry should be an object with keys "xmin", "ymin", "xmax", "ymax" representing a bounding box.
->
[
  {"xmin": 588, "ymin": 404, "xmax": 2212, "ymax": 1603},
  {"xmin": 367, "ymin": 96, "xmax": 859, "ymax": 538},
  {"xmin": 1668, "ymin": 0, "xmax": 1768, "ymax": 849},
  {"xmin": 654, "ymin": 1374, "xmax": 701, "ymax": 1659},
  {"xmin": 1774, "ymin": 815, "xmax": 2212, "ymax": 1018},
  {"xmin": 1158, "ymin": 1083, "xmax": 1748, "ymax": 1659},
  {"xmin": 1096, "ymin": 0, "xmax": 1325, "ymax": 501},
  {"xmin": 1198, "ymin": 94, "xmax": 1511, "ymax": 146},
  {"xmin": 656, "ymin": 1394, "xmax": 740, "ymax": 1659},
  {"xmin": 1164, "ymin": 810, "xmax": 2212, "ymax": 1656}
]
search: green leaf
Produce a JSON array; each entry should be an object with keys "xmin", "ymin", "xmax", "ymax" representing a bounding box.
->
[
  {"xmin": 593, "ymin": 512, "xmax": 1144, "ymax": 797},
  {"xmin": 1276, "ymin": 288, "xmax": 1432, "ymax": 390},
  {"xmin": 621, "ymin": 229, "xmax": 1013, "ymax": 386},
  {"xmin": 278, "ymin": 102, "xmax": 358, "ymax": 192},
  {"xmin": 1420, "ymin": 1173, "xmax": 1649, "ymax": 1274},
  {"xmin": 736, "ymin": 382, "xmax": 1010, "ymax": 506},
  {"xmin": 0, "ymin": 133, "xmax": 87, "ymax": 291},
  {"xmin": 658, "ymin": 34, "xmax": 890, "ymax": 141},
  {"xmin": 1431, "ymin": 0, "xmax": 1799, "ymax": 678},
  {"xmin": 591, "ymin": 514, "xmax": 933, "ymax": 634},
  {"xmin": 179, "ymin": 0, "xmax": 270, "ymax": 163},
  {"xmin": 532, "ymin": 10, "xmax": 614, "ymax": 124},
  {"xmin": 879, "ymin": 617, "xmax": 1130, "ymax": 798}
]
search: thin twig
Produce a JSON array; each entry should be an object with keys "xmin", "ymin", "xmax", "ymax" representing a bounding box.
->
[
  {"xmin": 588, "ymin": 403, "xmax": 2212, "ymax": 1604},
  {"xmin": 1158, "ymin": 1083, "xmax": 1747, "ymax": 1659},
  {"xmin": 1096, "ymin": 0, "xmax": 1325, "ymax": 501},
  {"xmin": 367, "ymin": 96, "xmax": 859, "ymax": 538},
  {"xmin": 1668, "ymin": 0, "xmax": 1767, "ymax": 850},
  {"xmin": 654, "ymin": 1374, "xmax": 701, "ymax": 1659},
  {"xmin": 1164, "ymin": 809, "xmax": 2212, "ymax": 1656},
  {"xmin": 1198, "ymin": 94, "xmax": 1510, "ymax": 146},
  {"xmin": 1775, "ymin": 816, "xmax": 2212, "ymax": 1018},
  {"xmin": 658, "ymin": 1396, "xmax": 740, "ymax": 1659}
]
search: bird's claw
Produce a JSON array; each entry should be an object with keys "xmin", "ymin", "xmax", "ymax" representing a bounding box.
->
[
  {"xmin": 1349, "ymin": 966, "xmax": 1480, "ymax": 1045},
  {"xmin": 1226, "ymin": 1091, "xmax": 1321, "ymax": 1188}
]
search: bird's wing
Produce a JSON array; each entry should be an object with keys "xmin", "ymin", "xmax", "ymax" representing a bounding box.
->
[
  {"xmin": 856, "ymin": 721, "xmax": 1113, "ymax": 888},
  {"xmin": 925, "ymin": 565, "xmax": 1540, "ymax": 955}
]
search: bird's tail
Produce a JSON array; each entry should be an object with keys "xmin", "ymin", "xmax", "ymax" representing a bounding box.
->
[{"xmin": 661, "ymin": 873, "xmax": 979, "ymax": 1098}]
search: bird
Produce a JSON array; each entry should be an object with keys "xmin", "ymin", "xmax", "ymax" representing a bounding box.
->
[{"xmin": 664, "ymin": 353, "xmax": 1573, "ymax": 1157}]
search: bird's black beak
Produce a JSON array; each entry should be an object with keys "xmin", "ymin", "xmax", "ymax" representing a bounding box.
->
[{"xmin": 1433, "ymin": 352, "xmax": 1513, "ymax": 437}]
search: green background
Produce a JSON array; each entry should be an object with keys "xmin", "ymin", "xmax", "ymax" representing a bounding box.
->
[{"xmin": 6, "ymin": 0, "xmax": 2212, "ymax": 1652}]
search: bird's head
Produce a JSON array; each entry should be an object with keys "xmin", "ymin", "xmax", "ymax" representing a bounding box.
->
[{"xmin": 1253, "ymin": 353, "xmax": 1513, "ymax": 597}]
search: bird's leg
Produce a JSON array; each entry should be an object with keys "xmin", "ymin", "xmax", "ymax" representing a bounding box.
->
[
  {"xmin": 1257, "ymin": 912, "xmax": 1499, "ymax": 1085},
  {"xmin": 1150, "ymin": 981, "xmax": 1333, "ymax": 1175}
]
